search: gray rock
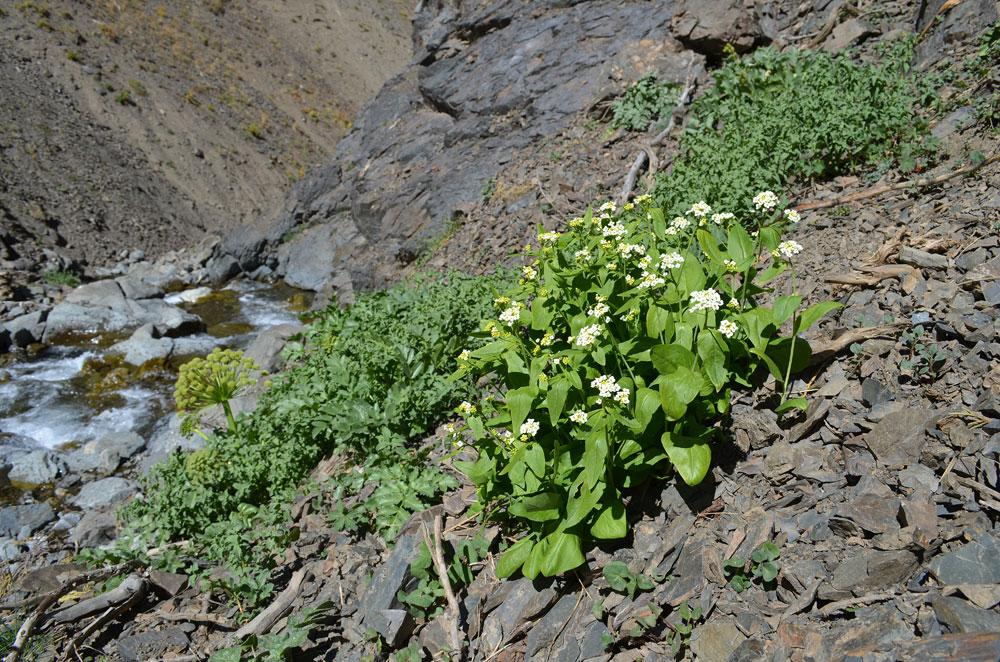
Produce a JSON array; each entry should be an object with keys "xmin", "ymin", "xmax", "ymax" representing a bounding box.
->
[
  {"xmin": 52, "ymin": 512, "xmax": 82, "ymax": 532},
  {"xmin": 68, "ymin": 510, "xmax": 119, "ymax": 547},
  {"xmin": 117, "ymin": 627, "xmax": 188, "ymax": 662},
  {"xmin": 72, "ymin": 477, "xmax": 136, "ymax": 510},
  {"xmin": 8, "ymin": 450, "xmax": 69, "ymax": 485},
  {"xmin": 928, "ymin": 532, "xmax": 1000, "ymax": 585},
  {"xmin": 206, "ymin": 254, "xmax": 241, "ymax": 287},
  {"xmin": 0, "ymin": 503, "xmax": 55, "ymax": 538},
  {"xmin": 0, "ymin": 329, "xmax": 10, "ymax": 353},
  {"xmin": 931, "ymin": 596, "xmax": 1000, "ymax": 634},
  {"xmin": 900, "ymin": 246, "xmax": 949, "ymax": 270},
  {"xmin": 670, "ymin": 0, "xmax": 767, "ymax": 56},
  {"xmin": 107, "ymin": 324, "xmax": 174, "ymax": 367},
  {"xmin": 3, "ymin": 311, "xmax": 48, "ymax": 347},
  {"xmin": 479, "ymin": 577, "xmax": 558, "ymax": 654},
  {"xmin": 115, "ymin": 277, "xmax": 162, "ymax": 300},
  {"xmin": 279, "ymin": 224, "xmax": 367, "ymax": 292},
  {"xmin": 63, "ymin": 279, "xmax": 127, "ymax": 308},
  {"xmin": 689, "ymin": 617, "xmax": 746, "ymax": 662},
  {"xmin": 821, "ymin": 18, "xmax": 879, "ymax": 53},
  {"xmin": 66, "ymin": 432, "xmax": 146, "ymax": 475},
  {"xmin": 143, "ymin": 415, "xmax": 205, "ymax": 471},
  {"xmin": 149, "ymin": 570, "xmax": 189, "ymax": 597},
  {"xmin": 244, "ymin": 323, "xmax": 303, "ymax": 373},
  {"xmin": 865, "ymin": 408, "xmax": 938, "ymax": 467},
  {"xmin": 524, "ymin": 591, "xmax": 595, "ymax": 662},
  {"xmin": 826, "ymin": 550, "xmax": 918, "ymax": 598},
  {"xmin": 372, "ymin": 609, "xmax": 413, "ymax": 649},
  {"xmin": 43, "ymin": 290, "xmax": 202, "ymax": 342},
  {"xmin": 354, "ymin": 533, "xmax": 421, "ymax": 631}
]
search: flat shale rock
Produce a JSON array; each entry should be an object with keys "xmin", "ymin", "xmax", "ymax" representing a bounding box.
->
[
  {"xmin": 864, "ymin": 408, "xmax": 938, "ymax": 467},
  {"xmin": 928, "ymin": 532, "xmax": 1000, "ymax": 585}
]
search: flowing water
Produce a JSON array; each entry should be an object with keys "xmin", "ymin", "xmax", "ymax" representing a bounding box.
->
[{"xmin": 0, "ymin": 279, "xmax": 306, "ymax": 454}]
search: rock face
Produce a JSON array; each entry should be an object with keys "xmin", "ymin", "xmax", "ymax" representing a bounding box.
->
[{"xmin": 220, "ymin": 0, "xmax": 707, "ymax": 292}]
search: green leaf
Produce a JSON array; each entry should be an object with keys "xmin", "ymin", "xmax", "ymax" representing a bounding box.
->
[
  {"xmin": 531, "ymin": 296, "xmax": 555, "ymax": 330},
  {"xmin": 524, "ymin": 443, "xmax": 545, "ymax": 478},
  {"xmin": 773, "ymin": 295, "xmax": 802, "ymax": 326},
  {"xmin": 765, "ymin": 336, "xmax": 811, "ymax": 380},
  {"xmin": 634, "ymin": 387, "xmax": 661, "ymax": 431},
  {"xmin": 496, "ymin": 536, "xmax": 534, "ymax": 578},
  {"xmin": 697, "ymin": 229, "xmax": 725, "ymax": 265},
  {"xmin": 539, "ymin": 531, "xmax": 586, "ymax": 577},
  {"xmin": 646, "ymin": 305, "xmax": 674, "ymax": 339},
  {"xmin": 583, "ymin": 432, "xmax": 608, "ymax": 489},
  {"xmin": 651, "ymin": 344, "xmax": 696, "ymax": 374},
  {"xmin": 775, "ymin": 398, "xmax": 808, "ymax": 414},
  {"xmin": 696, "ymin": 330, "xmax": 727, "ymax": 391},
  {"xmin": 662, "ymin": 432, "xmax": 712, "ymax": 485},
  {"xmin": 509, "ymin": 492, "xmax": 562, "ymax": 522},
  {"xmin": 658, "ymin": 366, "xmax": 701, "ymax": 420},
  {"xmin": 677, "ymin": 252, "xmax": 707, "ymax": 293},
  {"xmin": 506, "ymin": 386, "xmax": 536, "ymax": 437},
  {"xmin": 758, "ymin": 560, "xmax": 779, "ymax": 582},
  {"xmin": 794, "ymin": 301, "xmax": 843, "ymax": 335},
  {"xmin": 603, "ymin": 561, "xmax": 630, "ymax": 592},
  {"xmin": 727, "ymin": 224, "xmax": 755, "ymax": 270},
  {"xmin": 209, "ymin": 647, "xmax": 243, "ymax": 662},
  {"xmin": 564, "ymin": 478, "xmax": 603, "ymax": 528},
  {"xmin": 545, "ymin": 378, "xmax": 570, "ymax": 427},
  {"xmin": 590, "ymin": 500, "xmax": 627, "ymax": 539}
]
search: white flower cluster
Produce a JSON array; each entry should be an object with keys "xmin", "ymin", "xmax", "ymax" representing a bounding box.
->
[
  {"xmin": 569, "ymin": 217, "xmax": 586, "ymax": 228},
  {"xmin": 602, "ymin": 222, "xmax": 627, "ymax": 240},
  {"xmin": 638, "ymin": 271, "xmax": 665, "ymax": 289},
  {"xmin": 576, "ymin": 323, "xmax": 602, "ymax": 347},
  {"xmin": 458, "ymin": 349, "xmax": 470, "ymax": 361},
  {"xmin": 499, "ymin": 302, "xmax": 524, "ymax": 326},
  {"xmin": 711, "ymin": 212, "xmax": 734, "ymax": 225},
  {"xmin": 538, "ymin": 231, "xmax": 561, "ymax": 243},
  {"xmin": 617, "ymin": 243, "xmax": 646, "ymax": 259},
  {"xmin": 689, "ymin": 289, "xmax": 723, "ymax": 312},
  {"xmin": 499, "ymin": 429, "xmax": 513, "ymax": 442},
  {"xmin": 520, "ymin": 418, "xmax": 540, "ymax": 437},
  {"xmin": 753, "ymin": 190, "xmax": 779, "ymax": 212},
  {"xmin": 569, "ymin": 410, "xmax": 588, "ymax": 424},
  {"xmin": 778, "ymin": 240, "xmax": 803, "ymax": 259},
  {"xmin": 599, "ymin": 201, "xmax": 616, "ymax": 213},
  {"xmin": 522, "ymin": 265, "xmax": 537, "ymax": 280},
  {"xmin": 724, "ymin": 259, "xmax": 738, "ymax": 273},
  {"xmin": 591, "ymin": 374, "xmax": 620, "ymax": 398},
  {"xmin": 588, "ymin": 301, "xmax": 610, "ymax": 319},
  {"xmin": 660, "ymin": 252, "xmax": 683, "ymax": 270},
  {"xmin": 785, "ymin": 209, "xmax": 801, "ymax": 224},
  {"xmin": 687, "ymin": 201, "xmax": 712, "ymax": 217},
  {"xmin": 719, "ymin": 320, "xmax": 738, "ymax": 338},
  {"xmin": 458, "ymin": 401, "xmax": 476, "ymax": 415},
  {"xmin": 671, "ymin": 217, "xmax": 691, "ymax": 231},
  {"xmin": 635, "ymin": 194, "xmax": 652, "ymax": 204},
  {"xmin": 575, "ymin": 248, "xmax": 591, "ymax": 262},
  {"xmin": 540, "ymin": 333, "xmax": 554, "ymax": 347},
  {"xmin": 728, "ymin": 298, "xmax": 740, "ymax": 310}
]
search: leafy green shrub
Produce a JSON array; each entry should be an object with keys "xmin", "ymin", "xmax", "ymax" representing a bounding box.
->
[
  {"xmin": 455, "ymin": 196, "xmax": 839, "ymax": 579},
  {"xmin": 611, "ymin": 74, "xmax": 681, "ymax": 132},
  {"xmin": 40, "ymin": 269, "xmax": 80, "ymax": 288},
  {"xmin": 654, "ymin": 40, "xmax": 939, "ymax": 217},
  {"xmin": 398, "ymin": 536, "xmax": 489, "ymax": 619}
]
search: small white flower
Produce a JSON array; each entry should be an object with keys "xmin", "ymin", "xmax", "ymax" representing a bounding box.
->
[
  {"xmin": 687, "ymin": 201, "xmax": 712, "ymax": 218},
  {"xmin": 724, "ymin": 259, "xmax": 738, "ymax": 273},
  {"xmin": 575, "ymin": 248, "xmax": 592, "ymax": 262},
  {"xmin": 785, "ymin": 209, "xmax": 801, "ymax": 224},
  {"xmin": 635, "ymin": 194, "xmax": 652, "ymax": 204},
  {"xmin": 540, "ymin": 333, "xmax": 554, "ymax": 347},
  {"xmin": 499, "ymin": 429, "xmax": 513, "ymax": 442},
  {"xmin": 590, "ymin": 374, "xmax": 621, "ymax": 399},
  {"xmin": 613, "ymin": 389, "xmax": 630, "ymax": 405},
  {"xmin": 569, "ymin": 217, "xmax": 586, "ymax": 228},
  {"xmin": 576, "ymin": 324, "xmax": 602, "ymax": 347},
  {"xmin": 445, "ymin": 423, "xmax": 456, "ymax": 433},
  {"xmin": 727, "ymin": 298, "xmax": 740, "ymax": 310},
  {"xmin": 711, "ymin": 212, "xmax": 735, "ymax": 225},
  {"xmin": 778, "ymin": 240, "xmax": 803, "ymax": 259},
  {"xmin": 638, "ymin": 255, "xmax": 652, "ymax": 270},
  {"xmin": 599, "ymin": 200, "xmax": 616, "ymax": 213},
  {"xmin": 617, "ymin": 243, "xmax": 646, "ymax": 259},
  {"xmin": 458, "ymin": 349, "xmax": 470, "ymax": 361},
  {"xmin": 602, "ymin": 222, "xmax": 627, "ymax": 239},
  {"xmin": 660, "ymin": 252, "xmax": 683, "ymax": 270},
  {"xmin": 665, "ymin": 226, "xmax": 678, "ymax": 236},
  {"xmin": 671, "ymin": 216, "xmax": 691, "ymax": 231},
  {"xmin": 638, "ymin": 271, "xmax": 665, "ymax": 289},
  {"xmin": 719, "ymin": 320, "xmax": 738, "ymax": 338},
  {"xmin": 458, "ymin": 401, "xmax": 476, "ymax": 415},
  {"xmin": 624, "ymin": 274, "xmax": 635, "ymax": 286},
  {"xmin": 522, "ymin": 265, "xmax": 538, "ymax": 280},
  {"xmin": 538, "ymin": 231, "xmax": 561, "ymax": 243},
  {"xmin": 753, "ymin": 190, "xmax": 779, "ymax": 212},
  {"xmin": 520, "ymin": 418, "xmax": 540, "ymax": 437},
  {"xmin": 587, "ymin": 302, "xmax": 610, "ymax": 319},
  {"xmin": 499, "ymin": 302, "xmax": 523, "ymax": 327},
  {"xmin": 689, "ymin": 289, "xmax": 723, "ymax": 312},
  {"xmin": 569, "ymin": 410, "xmax": 588, "ymax": 424}
]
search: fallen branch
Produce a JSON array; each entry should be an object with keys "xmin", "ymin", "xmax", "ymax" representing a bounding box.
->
[
  {"xmin": 62, "ymin": 576, "xmax": 147, "ymax": 661},
  {"xmin": 808, "ymin": 322, "xmax": 908, "ymax": 366},
  {"xmin": 618, "ymin": 61, "xmax": 697, "ymax": 207},
  {"xmin": 423, "ymin": 515, "xmax": 462, "ymax": 662},
  {"xmin": 793, "ymin": 154, "xmax": 1000, "ymax": 214},
  {"xmin": 819, "ymin": 590, "xmax": 898, "ymax": 617},
  {"xmin": 208, "ymin": 568, "xmax": 311, "ymax": 653},
  {"xmin": 144, "ymin": 610, "xmax": 232, "ymax": 627},
  {"xmin": 3, "ymin": 560, "xmax": 142, "ymax": 662},
  {"xmin": 823, "ymin": 264, "xmax": 915, "ymax": 287},
  {"xmin": 50, "ymin": 574, "xmax": 147, "ymax": 625},
  {"xmin": 917, "ymin": 0, "xmax": 968, "ymax": 42},
  {"xmin": 804, "ymin": 1, "xmax": 860, "ymax": 49}
]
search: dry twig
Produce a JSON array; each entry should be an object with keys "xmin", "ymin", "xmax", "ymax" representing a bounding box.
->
[
  {"xmin": 423, "ymin": 515, "xmax": 463, "ymax": 662},
  {"xmin": 804, "ymin": 2, "xmax": 860, "ymax": 49},
  {"xmin": 62, "ymin": 575, "xmax": 147, "ymax": 661}
]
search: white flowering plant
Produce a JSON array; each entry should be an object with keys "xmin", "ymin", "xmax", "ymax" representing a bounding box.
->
[{"xmin": 451, "ymin": 196, "xmax": 839, "ymax": 579}]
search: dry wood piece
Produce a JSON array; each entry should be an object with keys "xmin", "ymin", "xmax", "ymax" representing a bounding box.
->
[
  {"xmin": 144, "ymin": 609, "xmax": 232, "ymax": 627},
  {"xmin": 793, "ymin": 154, "xmax": 1000, "ymax": 214},
  {"xmin": 824, "ymin": 264, "xmax": 915, "ymax": 287},
  {"xmin": 61, "ymin": 576, "xmax": 147, "ymax": 661},
  {"xmin": 808, "ymin": 322, "xmax": 907, "ymax": 366},
  {"xmin": 804, "ymin": 1, "xmax": 860, "ymax": 49},
  {"xmin": 423, "ymin": 515, "xmax": 463, "ymax": 662},
  {"xmin": 865, "ymin": 226, "xmax": 908, "ymax": 267},
  {"xmin": 50, "ymin": 574, "xmax": 147, "ymax": 625},
  {"xmin": 819, "ymin": 590, "xmax": 898, "ymax": 617},
  {"xmin": 208, "ymin": 568, "xmax": 312, "ymax": 653},
  {"xmin": 917, "ymin": 0, "xmax": 969, "ymax": 41}
]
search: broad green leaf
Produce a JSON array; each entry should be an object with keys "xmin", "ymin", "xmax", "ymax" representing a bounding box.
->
[
  {"xmin": 740, "ymin": 307, "xmax": 773, "ymax": 351},
  {"xmin": 540, "ymin": 531, "xmax": 586, "ymax": 577},
  {"xmin": 524, "ymin": 443, "xmax": 545, "ymax": 477},
  {"xmin": 453, "ymin": 454, "xmax": 495, "ymax": 485},
  {"xmin": 634, "ymin": 387, "xmax": 661, "ymax": 430},
  {"xmin": 697, "ymin": 330, "xmax": 727, "ymax": 391},
  {"xmin": 209, "ymin": 648, "xmax": 243, "ymax": 662},
  {"xmin": 697, "ymin": 229, "xmax": 725, "ymax": 265},
  {"xmin": 775, "ymin": 397, "xmax": 808, "ymax": 414},
  {"xmin": 505, "ymin": 350, "xmax": 528, "ymax": 377},
  {"xmin": 472, "ymin": 339, "xmax": 509, "ymax": 361},
  {"xmin": 758, "ymin": 226, "xmax": 782, "ymax": 252},
  {"xmin": 662, "ymin": 432, "xmax": 712, "ymax": 485},
  {"xmin": 545, "ymin": 378, "xmax": 570, "ymax": 427},
  {"xmin": 651, "ymin": 344, "xmax": 696, "ymax": 374},
  {"xmin": 590, "ymin": 500, "xmax": 627, "ymax": 539},
  {"xmin": 603, "ymin": 561, "xmax": 630, "ymax": 592},
  {"xmin": 727, "ymin": 223, "xmax": 755, "ymax": 270},
  {"xmin": 564, "ymin": 478, "xmax": 603, "ymax": 528},
  {"xmin": 773, "ymin": 295, "xmax": 802, "ymax": 326},
  {"xmin": 794, "ymin": 301, "xmax": 843, "ymax": 335},
  {"xmin": 646, "ymin": 305, "xmax": 673, "ymax": 338},
  {"xmin": 658, "ymin": 366, "xmax": 701, "ymax": 420},
  {"xmin": 506, "ymin": 386, "xmax": 536, "ymax": 436},
  {"xmin": 765, "ymin": 336, "xmax": 812, "ymax": 380},
  {"xmin": 677, "ymin": 253, "xmax": 707, "ymax": 294},
  {"xmin": 509, "ymin": 492, "xmax": 562, "ymax": 522},
  {"xmin": 531, "ymin": 296, "xmax": 554, "ymax": 330},
  {"xmin": 758, "ymin": 261, "xmax": 787, "ymax": 283},
  {"xmin": 467, "ymin": 415, "xmax": 485, "ymax": 439},
  {"xmin": 496, "ymin": 536, "xmax": 534, "ymax": 578},
  {"xmin": 583, "ymin": 432, "xmax": 609, "ymax": 489}
]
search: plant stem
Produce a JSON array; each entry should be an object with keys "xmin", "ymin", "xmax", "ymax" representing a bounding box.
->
[
  {"xmin": 222, "ymin": 400, "xmax": 238, "ymax": 434},
  {"xmin": 780, "ymin": 262, "xmax": 798, "ymax": 403}
]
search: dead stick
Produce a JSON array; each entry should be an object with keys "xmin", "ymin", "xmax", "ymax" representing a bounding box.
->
[
  {"xmin": 145, "ymin": 610, "xmax": 232, "ymax": 627},
  {"xmin": 209, "ymin": 568, "xmax": 311, "ymax": 653},
  {"xmin": 0, "ymin": 560, "xmax": 143, "ymax": 613},
  {"xmin": 794, "ymin": 154, "xmax": 1000, "ymax": 213},
  {"xmin": 618, "ymin": 63, "xmax": 696, "ymax": 206},
  {"xmin": 805, "ymin": 1, "xmax": 859, "ymax": 49},
  {"xmin": 50, "ymin": 574, "xmax": 146, "ymax": 625},
  {"xmin": 808, "ymin": 322, "xmax": 908, "ymax": 366},
  {"xmin": 423, "ymin": 516, "xmax": 462, "ymax": 662},
  {"xmin": 62, "ymin": 577, "xmax": 147, "ymax": 661},
  {"xmin": 819, "ymin": 590, "xmax": 897, "ymax": 617}
]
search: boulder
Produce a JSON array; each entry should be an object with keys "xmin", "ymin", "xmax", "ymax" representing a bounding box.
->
[
  {"xmin": 3, "ymin": 310, "xmax": 48, "ymax": 347},
  {"xmin": 0, "ymin": 503, "xmax": 55, "ymax": 538},
  {"xmin": 244, "ymin": 323, "xmax": 304, "ymax": 373},
  {"xmin": 7, "ymin": 450, "xmax": 69, "ymax": 486},
  {"xmin": 65, "ymin": 432, "xmax": 147, "ymax": 476},
  {"xmin": 107, "ymin": 324, "xmax": 174, "ymax": 367},
  {"xmin": 206, "ymin": 254, "xmax": 241, "ymax": 287},
  {"xmin": 68, "ymin": 510, "xmax": 119, "ymax": 547},
  {"xmin": 72, "ymin": 477, "xmax": 137, "ymax": 510},
  {"xmin": 669, "ymin": 0, "xmax": 769, "ymax": 57}
]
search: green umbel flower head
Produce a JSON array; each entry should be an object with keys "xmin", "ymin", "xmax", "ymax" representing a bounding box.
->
[{"xmin": 174, "ymin": 348, "xmax": 263, "ymax": 437}]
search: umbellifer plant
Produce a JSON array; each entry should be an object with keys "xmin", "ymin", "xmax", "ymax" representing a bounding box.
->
[
  {"xmin": 453, "ymin": 192, "xmax": 839, "ymax": 579},
  {"xmin": 174, "ymin": 348, "xmax": 262, "ymax": 438}
]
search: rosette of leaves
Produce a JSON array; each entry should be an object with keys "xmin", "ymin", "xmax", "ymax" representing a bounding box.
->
[
  {"xmin": 174, "ymin": 348, "xmax": 262, "ymax": 437},
  {"xmin": 454, "ymin": 199, "xmax": 839, "ymax": 579}
]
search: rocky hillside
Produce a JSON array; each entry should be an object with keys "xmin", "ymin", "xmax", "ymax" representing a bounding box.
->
[{"xmin": 0, "ymin": 0, "xmax": 416, "ymax": 277}]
